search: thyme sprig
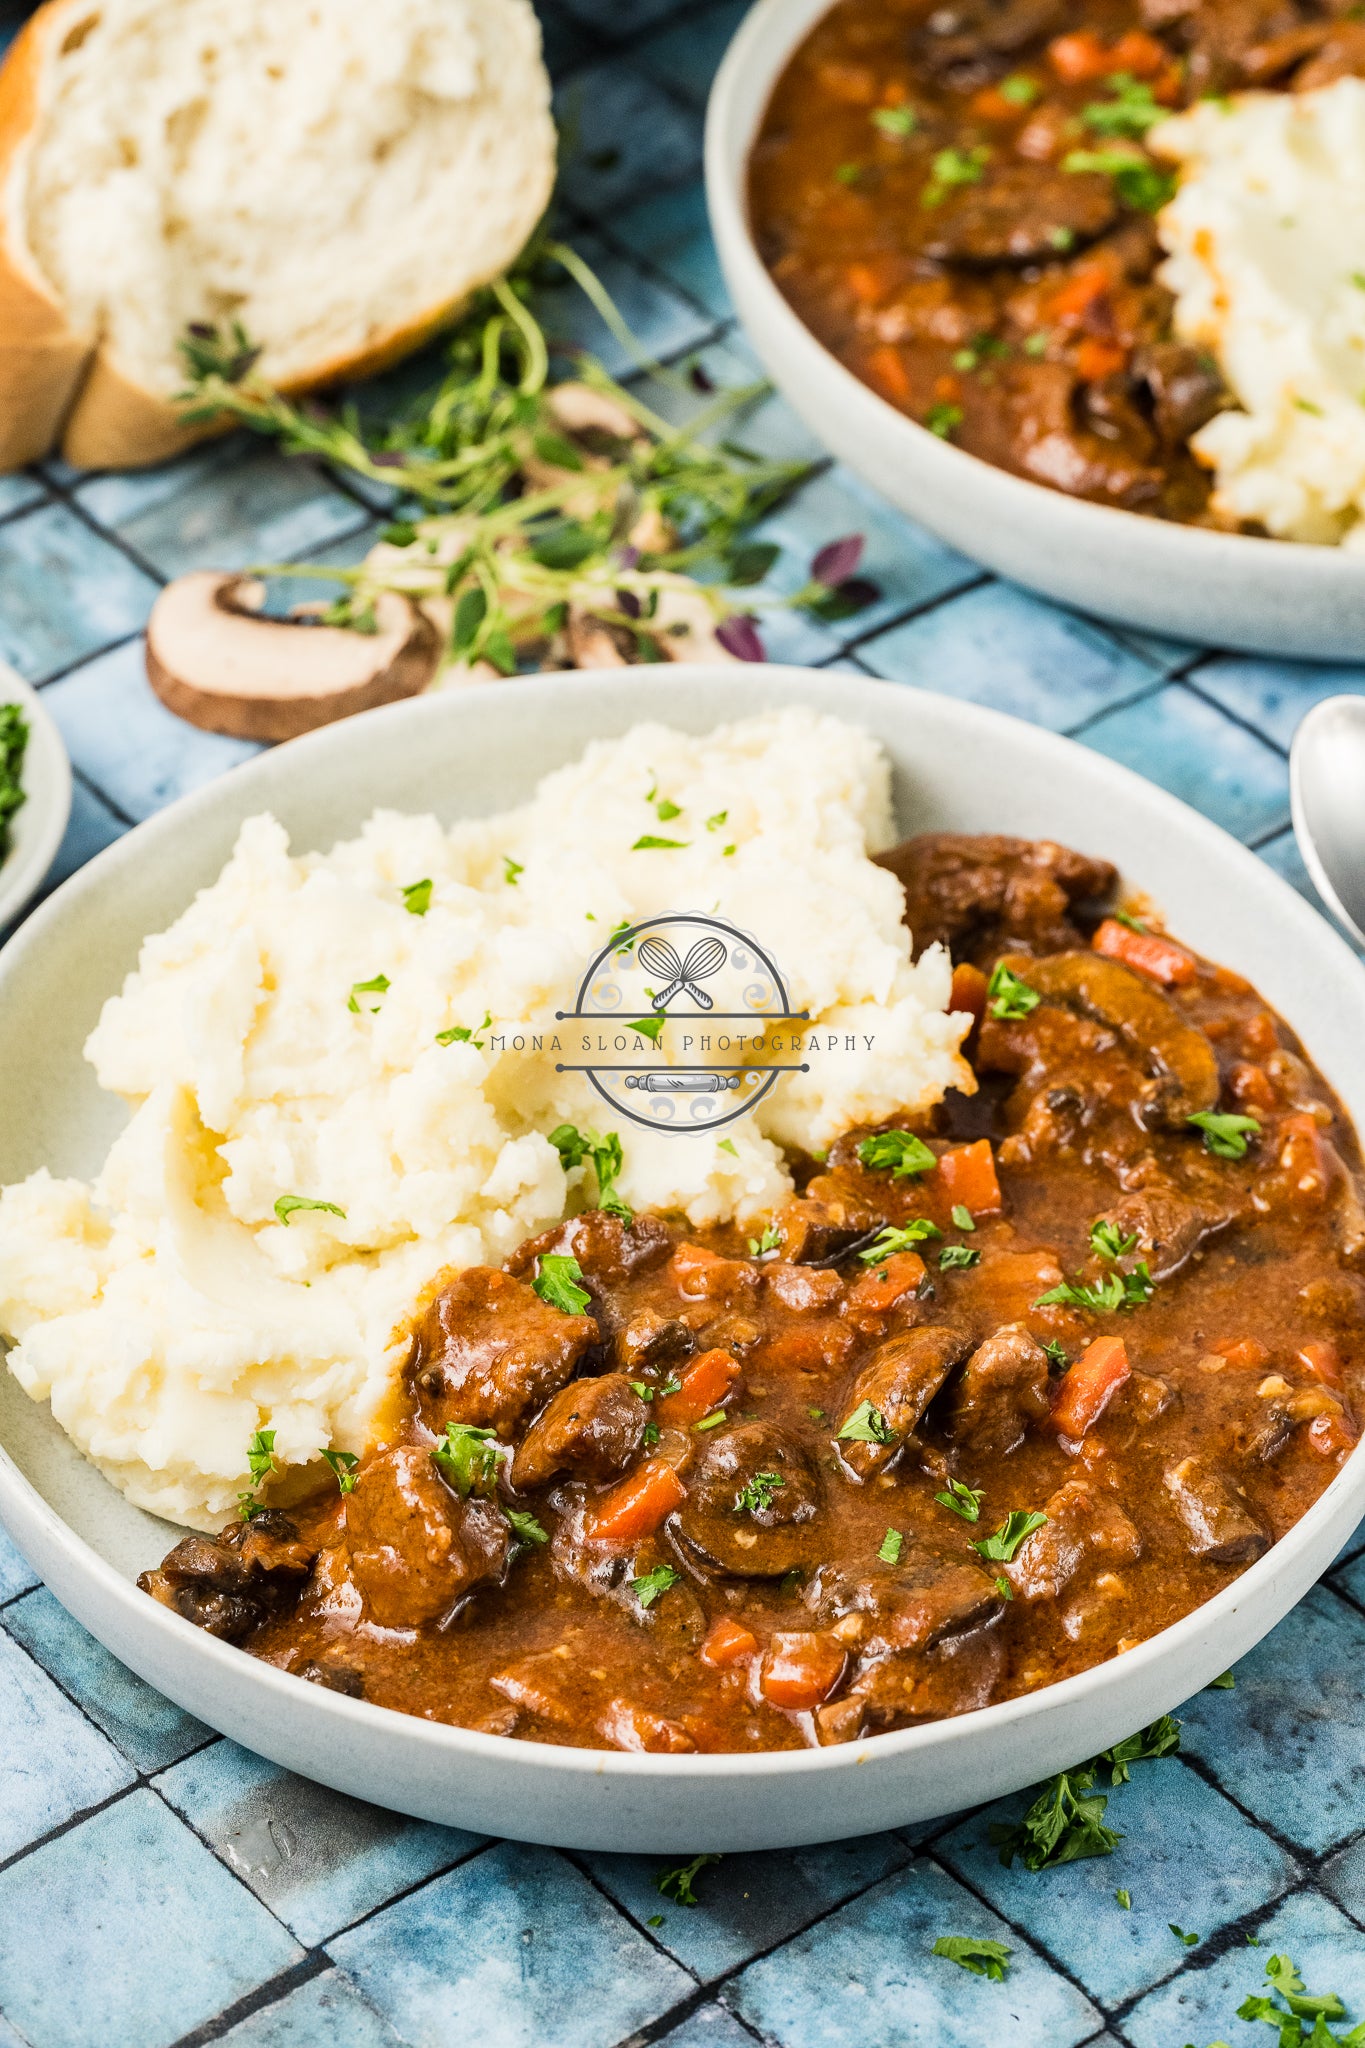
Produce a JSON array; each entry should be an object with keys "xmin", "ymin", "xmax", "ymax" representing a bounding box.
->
[{"xmin": 174, "ymin": 243, "xmax": 879, "ymax": 675}]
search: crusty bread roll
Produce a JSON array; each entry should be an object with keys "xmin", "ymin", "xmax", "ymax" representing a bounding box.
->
[{"xmin": 0, "ymin": 0, "xmax": 555, "ymax": 471}]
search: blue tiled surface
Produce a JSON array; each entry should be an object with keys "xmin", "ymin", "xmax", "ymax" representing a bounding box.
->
[{"xmin": 2, "ymin": 2, "xmax": 1365, "ymax": 2044}]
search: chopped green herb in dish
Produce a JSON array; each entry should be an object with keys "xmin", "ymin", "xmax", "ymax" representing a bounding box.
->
[
  {"xmin": 655, "ymin": 1853, "xmax": 722, "ymax": 1906},
  {"xmin": 858, "ymin": 1219, "xmax": 942, "ymax": 1264},
  {"xmin": 973, "ymin": 1509, "xmax": 1047, "ymax": 1563},
  {"xmin": 632, "ymin": 1564, "xmax": 680, "ymax": 1607},
  {"xmin": 838, "ymin": 1401, "xmax": 896, "ymax": 1445},
  {"xmin": 1188, "ymin": 1110, "xmax": 1261, "ymax": 1159},
  {"xmin": 857, "ymin": 1128, "xmax": 936, "ymax": 1177},
  {"xmin": 532, "ymin": 1252, "xmax": 592, "ymax": 1316},
  {"xmin": 987, "ymin": 962, "xmax": 1040, "ymax": 1019},
  {"xmin": 0, "ymin": 703, "xmax": 29, "ymax": 862},
  {"xmin": 274, "ymin": 1195, "xmax": 346, "ymax": 1226},
  {"xmin": 934, "ymin": 1477, "xmax": 983, "ymax": 1523}
]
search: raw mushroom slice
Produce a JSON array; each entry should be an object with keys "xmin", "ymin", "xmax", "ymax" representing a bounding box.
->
[{"xmin": 145, "ymin": 572, "xmax": 442, "ymax": 742}]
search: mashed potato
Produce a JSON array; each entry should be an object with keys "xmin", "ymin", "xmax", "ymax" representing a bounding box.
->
[
  {"xmin": 1153, "ymin": 78, "xmax": 1365, "ymax": 545},
  {"xmin": 0, "ymin": 710, "xmax": 972, "ymax": 1529}
]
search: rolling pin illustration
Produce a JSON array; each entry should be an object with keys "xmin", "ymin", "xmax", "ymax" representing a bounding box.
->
[{"xmin": 625, "ymin": 1071, "xmax": 743, "ymax": 1093}]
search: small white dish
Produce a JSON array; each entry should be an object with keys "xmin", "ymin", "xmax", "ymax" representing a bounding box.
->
[
  {"xmin": 0, "ymin": 664, "xmax": 71, "ymax": 933},
  {"xmin": 1, "ymin": 665, "xmax": 1363, "ymax": 1852},
  {"xmin": 704, "ymin": 0, "xmax": 1365, "ymax": 661}
]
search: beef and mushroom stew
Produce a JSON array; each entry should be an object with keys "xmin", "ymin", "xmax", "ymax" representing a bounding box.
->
[
  {"xmin": 142, "ymin": 832, "xmax": 1365, "ymax": 1752},
  {"xmin": 748, "ymin": 0, "xmax": 1365, "ymax": 524}
]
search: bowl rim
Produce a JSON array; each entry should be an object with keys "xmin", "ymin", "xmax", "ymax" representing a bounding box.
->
[
  {"xmin": 702, "ymin": 0, "xmax": 1365, "ymax": 590},
  {"xmin": 0, "ymin": 666, "xmax": 71, "ymax": 934},
  {"xmin": 3, "ymin": 663, "xmax": 1365, "ymax": 1790}
]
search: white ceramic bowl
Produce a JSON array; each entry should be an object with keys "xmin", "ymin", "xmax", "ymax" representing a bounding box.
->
[
  {"xmin": 705, "ymin": 0, "xmax": 1365, "ymax": 661},
  {"xmin": 0, "ymin": 664, "xmax": 70, "ymax": 933},
  {"xmin": 2, "ymin": 665, "xmax": 1363, "ymax": 1852}
]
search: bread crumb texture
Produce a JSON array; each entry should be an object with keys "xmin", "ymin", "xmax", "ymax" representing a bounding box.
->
[
  {"xmin": 21, "ymin": 0, "xmax": 556, "ymax": 391},
  {"xmin": 0, "ymin": 711, "xmax": 971, "ymax": 1529}
]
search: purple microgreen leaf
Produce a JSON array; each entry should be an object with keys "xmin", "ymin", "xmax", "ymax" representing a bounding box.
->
[
  {"xmin": 616, "ymin": 587, "xmax": 642, "ymax": 620},
  {"xmin": 715, "ymin": 615, "xmax": 767, "ymax": 663},
  {"xmin": 811, "ymin": 533, "xmax": 865, "ymax": 587}
]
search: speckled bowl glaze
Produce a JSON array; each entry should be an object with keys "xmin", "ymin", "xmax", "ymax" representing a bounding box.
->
[
  {"xmin": 0, "ymin": 664, "xmax": 70, "ymax": 933},
  {"xmin": 705, "ymin": 0, "xmax": 1365, "ymax": 661},
  {"xmin": 2, "ymin": 666, "xmax": 1363, "ymax": 1852}
]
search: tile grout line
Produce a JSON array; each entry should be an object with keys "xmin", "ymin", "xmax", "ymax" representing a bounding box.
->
[{"xmin": 167, "ymin": 1955, "xmax": 332, "ymax": 2048}]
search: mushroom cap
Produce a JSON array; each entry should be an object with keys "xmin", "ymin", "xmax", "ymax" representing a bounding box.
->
[{"xmin": 145, "ymin": 572, "xmax": 442, "ymax": 742}]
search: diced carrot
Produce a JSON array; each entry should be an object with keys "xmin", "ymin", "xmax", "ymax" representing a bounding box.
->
[
  {"xmin": 970, "ymin": 82, "xmax": 1030, "ymax": 119},
  {"xmin": 657, "ymin": 1347, "xmax": 741, "ymax": 1426},
  {"xmin": 933, "ymin": 372, "xmax": 963, "ymax": 403},
  {"xmin": 1093, "ymin": 917, "xmax": 1199, "ymax": 987},
  {"xmin": 1108, "ymin": 29, "xmax": 1168, "ymax": 74},
  {"xmin": 1211, "ymin": 1337, "xmax": 1270, "ymax": 1372},
  {"xmin": 935, "ymin": 1139, "xmax": 1003, "ymax": 1216},
  {"xmin": 845, "ymin": 1249, "xmax": 927, "ymax": 1325},
  {"xmin": 1210, "ymin": 962, "xmax": 1253, "ymax": 995},
  {"xmin": 1308, "ymin": 1408, "xmax": 1359, "ymax": 1459},
  {"xmin": 700, "ymin": 1617, "xmax": 758, "ymax": 1669},
  {"xmin": 1278, "ymin": 1113, "xmax": 1328, "ymax": 1200},
  {"xmin": 1241, "ymin": 1011, "xmax": 1278, "ymax": 1058},
  {"xmin": 814, "ymin": 56, "xmax": 880, "ymax": 103},
  {"xmin": 760, "ymin": 1321, "xmax": 856, "ymax": 1375},
  {"xmin": 588, "ymin": 1458, "xmax": 687, "ymax": 1544},
  {"xmin": 1052, "ymin": 1335, "xmax": 1130, "ymax": 1439},
  {"xmin": 867, "ymin": 344, "xmax": 912, "ymax": 406},
  {"xmin": 950, "ymin": 960, "xmax": 989, "ymax": 1023},
  {"xmin": 1047, "ymin": 29, "xmax": 1115, "ymax": 81},
  {"xmin": 846, "ymin": 258, "xmax": 898, "ymax": 306},
  {"xmin": 668, "ymin": 1241, "xmax": 759, "ymax": 1305},
  {"xmin": 1229, "ymin": 1060, "xmax": 1276, "ymax": 1115},
  {"xmin": 1075, "ymin": 337, "xmax": 1127, "ymax": 383},
  {"xmin": 1047, "ymin": 264, "xmax": 1112, "ymax": 326},
  {"xmin": 1152, "ymin": 59, "xmax": 1183, "ymax": 103},
  {"xmin": 759, "ymin": 1631, "xmax": 848, "ymax": 1711},
  {"xmin": 1297, "ymin": 1338, "xmax": 1345, "ymax": 1392}
]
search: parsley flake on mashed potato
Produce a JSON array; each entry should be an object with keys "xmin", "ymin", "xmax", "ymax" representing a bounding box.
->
[
  {"xmin": 1152, "ymin": 77, "xmax": 1365, "ymax": 545},
  {"xmin": 0, "ymin": 710, "xmax": 972, "ymax": 1530}
]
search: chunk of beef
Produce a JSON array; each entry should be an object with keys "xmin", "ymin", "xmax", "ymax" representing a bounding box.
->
[
  {"xmin": 597, "ymin": 1699, "xmax": 696, "ymax": 1753},
  {"xmin": 812, "ymin": 1551, "xmax": 1005, "ymax": 1652},
  {"xmin": 615, "ymin": 1306, "xmax": 693, "ymax": 1374},
  {"xmin": 835, "ymin": 1326, "xmax": 971, "ymax": 1478},
  {"xmin": 345, "ymin": 1444, "xmax": 510, "ymax": 1628},
  {"xmin": 1005, "ymin": 359, "xmax": 1169, "ymax": 511},
  {"xmin": 138, "ymin": 1511, "xmax": 312, "ymax": 1643},
  {"xmin": 1132, "ymin": 341, "xmax": 1228, "ymax": 446},
  {"xmin": 775, "ymin": 1184, "xmax": 886, "ymax": 1263},
  {"xmin": 1102, "ymin": 1182, "xmax": 1236, "ymax": 1281},
  {"xmin": 511, "ymin": 1372, "xmax": 649, "ymax": 1490},
  {"xmin": 916, "ymin": 0, "xmax": 1066, "ymax": 78},
  {"xmin": 816, "ymin": 1628, "xmax": 1006, "ymax": 1741},
  {"xmin": 412, "ymin": 1266, "xmax": 599, "ymax": 1437},
  {"xmin": 674, "ymin": 1421, "xmax": 822, "ymax": 1578},
  {"xmin": 298, "ymin": 1660, "xmax": 365, "ymax": 1698},
  {"xmin": 948, "ymin": 1322, "xmax": 1053, "ymax": 1455},
  {"xmin": 1163, "ymin": 1456, "xmax": 1270, "ymax": 1565},
  {"xmin": 766, "ymin": 1263, "xmax": 846, "ymax": 1313},
  {"xmin": 1006, "ymin": 1479, "xmax": 1142, "ymax": 1601},
  {"xmin": 924, "ymin": 165, "xmax": 1118, "ymax": 267},
  {"xmin": 874, "ymin": 832, "xmax": 1115, "ymax": 963}
]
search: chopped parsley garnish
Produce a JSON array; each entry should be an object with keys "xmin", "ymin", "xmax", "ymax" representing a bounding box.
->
[
  {"xmin": 654, "ymin": 797, "xmax": 682, "ymax": 821},
  {"xmin": 347, "ymin": 972, "xmax": 390, "ymax": 1014},
  {"xmin": 1188, "ymin": 1109, "xmax": 1261, "ymax": 1160},
  {"xmin": 974, "ymin": 1509, "xmax": 1047, "ymax": 1563},
  {"xmin": 1115, "ymin": 1889, "xmax": 1131, "ymax": 1910},
  {"xmin": 736, "ymin": 1470, "xmax": 785, "ymax": 1514},
  {"xmin": 923, "ymin": 144, "xmax": 990, "ymax": 206},
  {"xmin": 694, "ymin": 1410, "xmax": 727, "ymax": 1432},
  {"xmin": 0, "ymin": 703, "xmax": 29, "ymax": 860},
  {"xmin": 321, "ymin": 1448, "xmax": 359, "ymax": 1494},
  {"xmin": 718, "ymin": 1138, "xmax": 739, "ymax": 1157},
  {"xmin": 1170, "ymin": 1923, "xmax": 1200, "ymax": 1947},
  {"xmin": 401, "ymin": 878, "xmax": 432, "ymax": 916},
  {"xmin": 878, "ymin": 1527, "xmax": 904, "ymax": 1564},
  {"xmin": 872, "ymin": 104, "xmax": 917, "ymax": 137},
  {"xmin": 656, "ymin": 1853, "xmax": 722, "ymax": 1906},
  {"xmin": 628, "ymin": 1015, "xmax": 665, "ymax": 1045},
  {"xmin": 1061, "ymin": 148, "xmax": 1175, "ymax": 213},
  {"xmin": 747, "ymin": 1225, "xmax": 782, "ymax": 1257},
  {"xmin": 838, "ymin": 1401, "xmax": 896, "ymax": 1445},
  {"xmin": 858, "ymin": 1219, "xmax": 942, "ymax": 1264},
  {"xmin": 940, "ymin": 1244, "xmax": 981, "ymax": 1271},
  {"xmin": 1043, "ymin": 1338, "xmax": 1070, "ymax": 1370},
  {"xmin": 505, "ymin": 1507, "xmax": 549, "ymax": 1550},
  {"xmin": 951, "ymin": 1205, "xmax": 975, "ymax": 1231},
  {"xmin": 237, "ymin": 1428, "xmax": 276, "ymax": 1520},
  {"xmin": 932, "ymin": 1936, "xmax": 1011, "ymax": 1982},
  {"xmin": 995, "ymin": 1575, "xmax": 1013, "ymax": 1600},
  {"xmin": 274, "ymin": 1195, "xmax": 346, "ymax": 1226},
  {"xmin": 432, "ymin": 1422, "xmax": 505, "ymax": 1496},
  {"xmin": 503, "ymin": 856, "xmax": 523, "ymax": 886},
  {"xmin": 1081, "ymin": 72, "xmax": 1163, "ymax": 138},
  {"xmin": 436, "ymin": 1009, "xmax": 492, "ymax": 1049},
  {"xmin": 934, "ymin": 1477, "xmax": 983, "ymax": 1523},
  {"xmin": 807, "ymin": 1404, "xmax": 826, "ymax": 1421},
  {"xmin": 987, "ymin": 962, "xmax": 1040, "ymax": 1019},
  {"xmin": 1239, "ymin": 1953, "xmax": 1362, "ymax": 2040},
  {"xmin": 642, "ymin": 1422, "xmax": 660, "ymax": 1447},
  {"xmin": 857, "ymin": 1129, "xmax": 937, "ymax": 1177},
  {"xmin": 706, "ymin": 811, "xmax": 729, "ymax": 831},
  {"xmin": 998, "ymin": 72, "xmax": 1039, "ymax": 105},
  {"xmin": 1024, "ymin": 331, "xmax": 1050, "ymax": 356},
  {"xmin": 1090, "ymin": 1218, "xmax": 1138, "ymax": 1262},
  {"xmin": 632, "ymin": 1564, "xmax": 680, "ymax": 1608},
  {"xmin": 1209, "ymin": 1669, "xmax": 1236, "ymax": 1690},
  {"xmin": 549, "ymin": 1123, "xmax": 631, "ymax": 1219},
  {"xmin": 926, "ymin": 401, "xmax": 964, "ymax": 439},
  {"xmin": 1034, "ymin": 1263, "xmax": 1153, "ymax": 1313},
  {"xmin": 632, "ymin": 834, "xmax": 689, "ymax": 851},
  {"xmin": 532, "ymin": 1252, "xmax": 592, "ymax": 1316},
  {"xmin": 834, "ymin": 161, "xmax": 863, "ymax": 185},
  {"xmin": 989, "ymin": 1717, "xmax": 1182, "ymax": 1870}
]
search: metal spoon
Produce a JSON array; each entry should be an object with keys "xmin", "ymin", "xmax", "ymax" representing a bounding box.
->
[{"xmin": 1289, "ymin": 694, "xmax": 1365, "ymax": 947}]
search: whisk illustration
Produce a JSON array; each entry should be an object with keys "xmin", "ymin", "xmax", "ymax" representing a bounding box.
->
[{"xmin": 637, "ymin": 933, "xmax": 728, "ymax": 1010}]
